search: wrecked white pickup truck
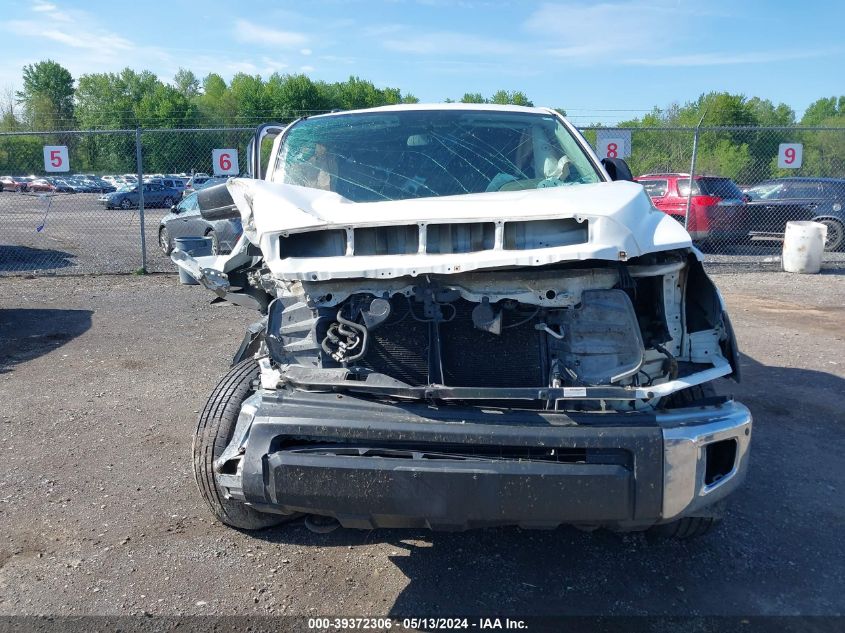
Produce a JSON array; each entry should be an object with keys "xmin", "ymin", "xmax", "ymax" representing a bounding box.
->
[{"xmin": 177, "ymin": 104, "xmax": 751, "ymax": 537}]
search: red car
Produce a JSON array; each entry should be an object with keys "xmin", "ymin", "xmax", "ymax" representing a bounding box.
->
[
  {"xmin": 0, "ymin": 176, "xmax": 31, "ymax": 192},
  {"xmin": 635, "ymin": 173, "xmax": 749, "ymax": 243},
  {"xmin": 27, "ymin": 178, "xmax": 57, "ymax": 192}
]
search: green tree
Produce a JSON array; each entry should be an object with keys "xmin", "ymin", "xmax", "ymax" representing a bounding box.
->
[
  {"xmin": 173, "ymin": 68, "xmax": 200, "ymax": 98},
  {"xmin": 460, "ymin": 92, "xmax": 485, "ymax": 104},
  {"xmin": 16, "ymin": 60, "xmax": 75, "ymax": 130},
  {"xmin": 800, "ymin": 96, "xmax": 845, "ymax": 126}
]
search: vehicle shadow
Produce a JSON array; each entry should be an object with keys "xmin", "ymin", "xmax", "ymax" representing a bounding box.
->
[
  {"xmin": 0, "ymin": 308, "xmax": 92, "ymax": 373},
  {"xmin": 253, "ymin": 351, "xmax": 845, "ymax": 616},
  {"xmin": 0, "ymin": 245, "xmax": 76, "ymax": 272}
]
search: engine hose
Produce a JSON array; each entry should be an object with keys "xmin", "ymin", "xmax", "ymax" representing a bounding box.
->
[
  {"xmin": 654, "ymin": 343, "xmax": 679, "ymax": 380},
  {"xmin": 335, "ymin": 310, "xmax": 369, "ymax": 362}
]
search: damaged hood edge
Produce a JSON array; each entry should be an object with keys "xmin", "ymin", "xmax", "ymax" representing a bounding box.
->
[{"xmin": 226, "ymin": 178, "xmax": 693, "ymax": 281}]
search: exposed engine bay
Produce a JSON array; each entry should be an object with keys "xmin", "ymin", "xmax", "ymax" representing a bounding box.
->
[{"xmin": 249, "ymin": 249, "xmax": 737, "ymax": 412}]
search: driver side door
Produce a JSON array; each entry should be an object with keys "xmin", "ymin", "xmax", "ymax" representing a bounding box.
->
[{"xmin": 168, "ymin": 194, "xmax": 200, "ymax": 240}]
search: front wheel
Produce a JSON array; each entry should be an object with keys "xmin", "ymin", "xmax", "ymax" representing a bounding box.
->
[
  {"xmin": 193, "ymin": 359, "xmax": 291, "ymax": 530},
  {"xmin": 206, "ymin": 229, "xmax": 220, "ymax": 255},
  {"xmin": 819, "ymin": 218, "xmax": 844, "ymax": 252},
  {"xmin": 162, "ymin": 196, "xmax": 174, "ymax": 208},
  {"xmin": 648, "ymin": 516, "xmax": 721, "ymax": 539},
  {"xmin": 159, "ymin": 226, "xmax": 172, "ymax": 254},
  {"xmin": 120, "ymin": 198, "xmax": 132, "ymax": 210}
]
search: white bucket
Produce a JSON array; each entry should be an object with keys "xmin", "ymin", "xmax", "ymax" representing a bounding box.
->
[{"xmin": 782, "ymin": 221, "xmax": 827, "ymax": 274}]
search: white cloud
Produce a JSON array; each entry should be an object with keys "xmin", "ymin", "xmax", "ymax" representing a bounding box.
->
[
  {"xmin": 6, "ymin": 19, "xmax": 132, "ymax": 51},
  {"xmin": 625, "ymin": 49, "xmax": 833, "ymax": 67},
  {"xmin": 300, "ymin": 48, "xmax": 312, "ymax": 56},
  {"xmin": 300, "ymin": 65, "xmax": 316, "ymax": 72},
  {"xmin": 233, "ymin": 19, "xmax": 308, "ymax": 48},
  {"xmin": 524, "ymin": 1, "xmax": 670, "ymax": 59},
  {"xmin": 32, "ymin": 1, "xmax": 57, "ymax": 11},
  {"xmin": 383, "ymin": 31, "xmax": 516, "ymax": 56}
]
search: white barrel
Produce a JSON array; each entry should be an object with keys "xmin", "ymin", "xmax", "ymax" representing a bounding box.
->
[{"xmin": 782, "ymin": 221, "xmax": 827, "ymax": 274}]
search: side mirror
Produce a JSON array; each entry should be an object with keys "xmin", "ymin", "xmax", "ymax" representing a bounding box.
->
[
  {"xmin": 197, "ymin": 182, "xmax": 239, "ymax": 220},
  {"xmin": 170, "ymin": 204, "xmax": 178, "ymax": 213},
  {"xmin": 601, "ymin": 157, "xmax": 634, "ymax": 182}
]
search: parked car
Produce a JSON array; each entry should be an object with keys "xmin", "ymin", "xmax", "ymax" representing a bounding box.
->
[
  {"xmin": 99, "ymin": 183, "xmax": 180, "ymax": 209},
  {"xmin": 183, "ymin": 176, "xmax": 228, "ymax": 197},
  {"xmin": 185, "ymin": 174, "xmax": 211, "ymax": 191},
  {"xmin": 158, "ymin": 191, "xmax": 242, "ymax": 255},
  {"xmin": 635, "ymin": 173, "xmax": 749, "ymax": 244},
  {"xmin": 175, "ymin": 107, "xmax": 751, "ymax": 538},
  {"xmin": 0, "ymin": 176, "xmax": 28, "ymax": 192},
  {"xmin": 27, "ymin": 178, "xmax": 57, "ymax": 192},
  {"xmin": 743, "ymin": 177, "xmax": 845, "ymax": 251},
  {"xmin": 47, "ymin": 177, "xmax": 76, "ymax": 193}
]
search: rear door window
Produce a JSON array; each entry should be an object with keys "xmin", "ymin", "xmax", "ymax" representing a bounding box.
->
[
  {"xmin": 784, "ymin": 182, "xmax": 822, "ymax": 199},
  {"xmin": 640, "ymin": 179, "xmax": 668, "ymax": 197},
  {"xmin": 676, "ymin": 179, "xmax": 701, "ymax": 197},
  {"xmin": 698, "ymin": 178, "xmax": 743, "ymax": 199}
]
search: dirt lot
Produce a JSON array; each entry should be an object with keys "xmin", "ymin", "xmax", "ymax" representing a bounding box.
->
[
  {"xmin": 0, "ymin": 192, "xmax": 173, "ymax": 274},
  {"xmin": 0, "ymin": 270, "xmax": 843, "ymax": 619}
]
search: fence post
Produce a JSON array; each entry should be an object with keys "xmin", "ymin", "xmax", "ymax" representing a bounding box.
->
[
  {"xmin": 135, "ymin": 127, "xmax": 147, "ymax": 272},
  {"xmin": 684, "ymin": 126, "xmax": 700, "ymax": 231}
]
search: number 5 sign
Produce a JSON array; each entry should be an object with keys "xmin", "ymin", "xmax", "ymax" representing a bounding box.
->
[
  {"xmin": 43, "ymin": 145, "xmax": 69, "ymax": 172},
  {"xmin": 212, "ymin": 149, "xmax": 239, "ymax": 176},
  {"xmin": 778, "ymin": 143, "xmax": 803, "ymax": 169}
]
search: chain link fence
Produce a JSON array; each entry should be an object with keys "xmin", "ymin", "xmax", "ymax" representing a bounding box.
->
[
  {"xmin": 0, "ymin": 127, "xmax": 253, "ymax": 274},
  {"xmin": 1, "ymin": 125, "xmax": 844, "ymax": 275},
  {"xmin": 582, "ymin": 125, "xmax": 845, "ymax": 268}
]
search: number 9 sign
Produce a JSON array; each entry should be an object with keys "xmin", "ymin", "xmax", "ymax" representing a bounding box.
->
[
  {"xmin": 43, "ymin": 145, "xmax": 69, "ymax": 172},
  {"xmin": 778, "ymin": 143, "xmax": 802, "ymax": 169},
  {"xmin": 212, "ymin": 148, "xmax": 239, "ymax": 176}
]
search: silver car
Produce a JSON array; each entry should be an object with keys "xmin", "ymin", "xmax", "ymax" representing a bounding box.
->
[{"xmin": 158, "ymin": 191, "xmax": 242, "ymax": 255}]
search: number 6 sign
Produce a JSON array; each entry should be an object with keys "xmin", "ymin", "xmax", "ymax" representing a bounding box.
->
[
  {"xmin": 43, "ymin": 145, "xmax": 69, "ymax": 172},
  {"xmin": 778, "ymin": 143, "xmax": 803, "ymax": 169},
  {"xmin": 212, "ymin": 148, "xmax": 239, "ymax": 176}
]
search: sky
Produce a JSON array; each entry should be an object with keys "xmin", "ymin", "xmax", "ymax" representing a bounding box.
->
[{"xmin": 2, "ymin": 0, "xmax": 843, "ymax": 125}]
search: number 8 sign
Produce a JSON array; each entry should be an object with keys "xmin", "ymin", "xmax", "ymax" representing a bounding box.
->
[
  {"xmin": 212, "ymin": 148, "xmax": 239, "ymax": 176},
  {"xmin": 595, "ymin": 130, "xmax": 631, "ymax": 160}
]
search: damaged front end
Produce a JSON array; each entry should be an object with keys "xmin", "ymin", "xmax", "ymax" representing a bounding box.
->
[{"xmin": 179, "ymin": 107, "xmax": 751, "ymax": 533}]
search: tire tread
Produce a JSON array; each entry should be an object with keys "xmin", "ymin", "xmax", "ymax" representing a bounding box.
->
[{"xmin": 192, "ymin": 359, "xmax": 287, "ymax": 530}]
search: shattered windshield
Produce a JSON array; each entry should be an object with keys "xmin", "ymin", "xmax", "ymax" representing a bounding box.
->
[{"xmin": 272, "ymin": 110, "xmax": 602, "ymax": 202}]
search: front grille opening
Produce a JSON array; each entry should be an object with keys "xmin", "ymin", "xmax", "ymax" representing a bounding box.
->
[
  {"xmin": 280, "ymin": 229, "xmax": 346, "ymax": 259},
  {"xmin": 427, "ymin": 222, "xmax": 495, "ymax": 254},
  {"xmin": 354, "ymin": 225, "xmax": 419, "ymax": 256},
  {"xmin": 704, "ymin": 439, "xmax": 737, "ymax": 485},
  {"xmin": 273, "ymin": 438, "xmax": 601, "ymax": 464},
  {"xmin": 503, "ymin": 218, "xmax": 587, "ymax": 250}
]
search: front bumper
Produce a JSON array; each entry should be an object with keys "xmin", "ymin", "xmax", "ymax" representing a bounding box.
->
[{"xmin": 218, "ymin": 391, "xmax": 751, "ymax": 530}]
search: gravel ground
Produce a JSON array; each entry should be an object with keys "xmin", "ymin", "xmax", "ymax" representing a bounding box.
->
[
  {"xmin": 0, "ymin": 270, "xmax": 843, "ymax": 619},
  {"xmin": 0, "ymin": 192, "xmax": 172, "ymax": 274}
]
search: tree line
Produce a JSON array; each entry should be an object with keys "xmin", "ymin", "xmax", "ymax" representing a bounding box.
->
[{"xmin": 1, "ymin": 59, "xmax": 843, "ymax": 182}]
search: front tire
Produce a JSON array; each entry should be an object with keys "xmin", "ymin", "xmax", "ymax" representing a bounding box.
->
[
  {"xmin": 159, "ymin": 226, "xmax": 172, "ymax": 255},
  {"xmin": 819, "ymin": 218, "xmax": 844, "ymax": 252},
  {"xmin": 206, "ymin": 229, "xmax": 220, "ymax": 255},
  {"xmin": 649, "ymin": 516, "xmax": 720, "ymax": 539},
  {"xmin": 120, "ymin": 198, "xmax": 132, "ymax": 210},
  {"xmin": 193, "ymin": 359, "xmax": 290, "ymax": 530}
]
